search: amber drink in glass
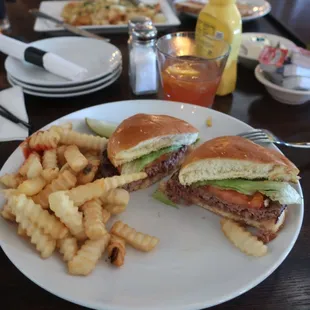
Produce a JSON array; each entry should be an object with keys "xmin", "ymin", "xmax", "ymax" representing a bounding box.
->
[{"xmin": 156, "ymin": 32, "xmax": 230, "ymax": 107}]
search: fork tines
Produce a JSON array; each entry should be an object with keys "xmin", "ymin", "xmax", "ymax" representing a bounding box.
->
[{"xmin": 238, "ymin": 130, "xmax": 271, "ymax": 143}]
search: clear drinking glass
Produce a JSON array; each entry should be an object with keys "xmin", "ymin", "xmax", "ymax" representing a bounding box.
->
[{"xmin": 156, "ymin": 32, "xmax": 230, "ymax": 107}]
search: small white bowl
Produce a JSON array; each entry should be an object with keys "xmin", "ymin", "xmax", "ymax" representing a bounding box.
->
[
  {"xmin": 239, "ymin": 33, "xmax": 296, "ymax": 70},
  {"xmin": 254, "ymin": 65, "xmax": 310, "ymax": 105}
]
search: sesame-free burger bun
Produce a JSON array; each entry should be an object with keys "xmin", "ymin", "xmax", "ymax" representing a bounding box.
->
[
  {"xmin": 179, "ymin": 136, "xmax": 299, "ymax": 185},
  {"xmin": 108, "ymin": 114, "xmax": 199, "ymax": 167}
]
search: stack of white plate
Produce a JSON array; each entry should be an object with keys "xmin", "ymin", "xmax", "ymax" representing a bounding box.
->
[{"xmin": 5, "ymin": 37, "xmax": 122, "ymax": 98}]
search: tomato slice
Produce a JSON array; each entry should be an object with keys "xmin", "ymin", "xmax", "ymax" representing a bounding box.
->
[
  {"xmin": 206, "ymin": 185, "xmax": 264, "ymax": 208},
  {"xmin": 249, "ymin": 192, "xmax": 264, "ymax": 209},
  {"xmin": 145, "ymin": 153, "xmax": 171, "ymax": 169}
]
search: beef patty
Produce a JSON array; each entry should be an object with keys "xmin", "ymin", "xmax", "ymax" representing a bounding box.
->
[
  {"xmin": 99, "ymin": 146, "xmax": 189, "ymax": 191},
  {"xmin": 165, "ymin": 172, "xmax": 286, "ymax": 222}
]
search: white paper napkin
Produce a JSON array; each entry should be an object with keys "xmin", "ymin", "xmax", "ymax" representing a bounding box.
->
[{"xmin": 0, "ymin": 86, "xmax": 29, "ymax": 142}]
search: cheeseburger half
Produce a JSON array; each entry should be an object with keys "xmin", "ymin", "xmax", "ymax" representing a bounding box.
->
[
  {"xmin": 158, "ymin": 136, "xmax": 302, "ymax": 234},
  {"xmin": 100, "ymin": 113, "xmax": 199, "ymax": 191}
]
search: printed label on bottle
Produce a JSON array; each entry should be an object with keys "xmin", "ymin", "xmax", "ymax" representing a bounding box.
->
[
  {"xmin": 195, "ymin": 13, "xmax": 230, "ymax": 59},
  {"xmin": 215, "ymin": 31, "xmax": 224, "ymax": 40}
]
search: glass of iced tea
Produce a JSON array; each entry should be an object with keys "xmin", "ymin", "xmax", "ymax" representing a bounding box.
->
[{"xmin": 156, "ymin": 32, "xmax": 230, "ymax": 107}]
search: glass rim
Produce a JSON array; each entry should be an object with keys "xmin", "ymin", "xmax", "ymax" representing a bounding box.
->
[{"xmin": 156, "ymin": 31, "xmax": 231, "ymax": 62}]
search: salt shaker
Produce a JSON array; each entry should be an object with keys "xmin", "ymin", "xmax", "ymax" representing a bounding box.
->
[
  {"xmin": 128, "ymin": 22, "xmax": 158, "ymax": 95},
  {"xmin": 128, "ymin": 16, "xmax": 152, "ymax": 47}
]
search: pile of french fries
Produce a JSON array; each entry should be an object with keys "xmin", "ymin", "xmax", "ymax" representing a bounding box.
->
[{"xmin": 0, "ymin": 123, "xmax": 159, "ymax": 276}]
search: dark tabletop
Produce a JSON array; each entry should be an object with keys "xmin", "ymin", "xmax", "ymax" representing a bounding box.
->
[{"xmin": 1, "ymin": 0, "xmax": 310, "ymax": 309}]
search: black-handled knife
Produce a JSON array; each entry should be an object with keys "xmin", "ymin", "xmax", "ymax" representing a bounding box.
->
[{"xmin": 0, "ymin": 104, "xmax": 31, "ymax": 130}]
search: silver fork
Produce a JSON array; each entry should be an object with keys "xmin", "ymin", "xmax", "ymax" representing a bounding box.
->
[{"xmin": 238, "ymin": 129, "xmax": 310, "ymax": 148}]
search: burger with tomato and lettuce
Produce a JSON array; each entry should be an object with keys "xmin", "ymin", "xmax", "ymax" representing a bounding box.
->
[
  {"xmin": 155, "ymin": 136, "xmax": 302, "ymax": 234},
  {"xmin": 100, "ymin": 113, "xmax": 199, "ymax": 192}
]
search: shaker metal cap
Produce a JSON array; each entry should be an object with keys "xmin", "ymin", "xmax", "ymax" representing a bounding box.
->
[
  {"xmin": 132, "ymin": 24, "xmax": 158, "ymax": 40},
  {"xmin": 128, "ymin": 16, "xmax": 152, "ymax": 33}
]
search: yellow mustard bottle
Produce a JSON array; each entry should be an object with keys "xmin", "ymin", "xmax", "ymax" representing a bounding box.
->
[{"xmin": 195, "ymin": 0, "xmax": 242, "ymax": 96}]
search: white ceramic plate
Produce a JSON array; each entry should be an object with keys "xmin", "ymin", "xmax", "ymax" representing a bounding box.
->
[
  {"xmin": 240, "ymin": 0, "xmax": 271, "ymax": 22},
  {"xmin": 175, "ymin": 0, "xmax": 271, "ymax": 22},
  {"xmin": 5, "ymin": 37, "xmax": 122, "ymax": 87},
  {"xmin": 0, "ymin": 100, "xmax": 303, "ymax": 310},
  {"xmin": 238, "ymin": 33, "xmax": 296, "ymax": 69},
  {"xmin": 8, "ymin": 65, "xmax": 122, "ymax": 93},
  {"xmin": 7, "ymin": 69, "xmax": 121, "ymax": 98},
  {"xmin": 34, "ymin": 0, "xmax": 180, "ymax": 33},
  {"xmin": 239, "ymin": 33, "xmax": 296, "ymax": 60}
]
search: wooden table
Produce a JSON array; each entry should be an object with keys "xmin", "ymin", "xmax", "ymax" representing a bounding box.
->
[{"xmin": 1, "ymin": 1, "xmax": 310, "ymax": 309}]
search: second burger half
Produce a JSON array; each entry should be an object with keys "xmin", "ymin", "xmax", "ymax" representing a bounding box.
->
[
  {"xmin": 157, "ymin": 136, "xmax": 302, "ymax": 236},
  {"xmin": 100, "ymin": 113, "xmax": 199, "ymax": 191}
]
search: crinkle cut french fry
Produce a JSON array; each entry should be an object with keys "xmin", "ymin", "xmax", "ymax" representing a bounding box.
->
[
  {"xmin": 61, "ymin": 122, "xmax": 73, "ymax": 131},
  {"xmin": 29, "ymin": 130, "xmax": 60, "ymax": 151},
  {"xmin": 76, "ymin": 160, "xmax": 100, "ymax": 185},
  {"xmin": 2, "ymin": 189, "xmax": 18, "ymax": 199},
  {"xmin": 83, "ymin": 151, "xmax": 100, "ymax": 162},
  {"xmin": 49, "ymin": 191, "xmax": 86, "ymax": 240},
  {"xmin": 100, "ymin": 188, "xmax": 129, "ymax": 215},
  {"xmin": 22, "ymin": 221, "xmax": 56, "ymax": 258},
  {"xmin": 104, "ymin": 204, "xmax": 127, "ymax": 215},
  {"xmin": 56, "ymin": 145, "xmax": 67, "ymax": 167},
  {"xmin": 18, "ymin": 153, "xmax": 42, "ymax": 178},
  {"xmin": 1, "ymin": 203, "xmax": 15, "ymax": 221},
  {"xmin": 107, "ymin": 235, "xmax": 126, "ymax": 267},
  {"xmin": 221, "ymin": 218, "xmax": 268, "ymax": 257},
  {"xmin": 17, "ymin": 176, "xmax": 46, "ymax": 196},
  {"xmin": 68, "ymin": 234, "xmax": 110, "ymax": 276},
  {"xmin": 64, "ymin": 145, "xmax": 88, "ymax": 173},
  {"xmin": 0, "ymin": 173, "xmax": 24, "ymax": 188},
  {"xmin": 59, "ymin": 163, "xmax": 76, "ymax": 175},
  {"xmin": 27, "ymin": 159, "xmax": 43, "ymax": 180},
  {"xmin": 18, "ymin": 152, "xmax": 39, "ymax": 176},
  {"xmin": 49, "ymin": 122, "xmax": 73, "ymax": 134},
  {"xmin": 81, "ymin": 199, "xmax": 107, "ymax": 240},
  {"xmin": 12, "ymin": 213, "xmax": 56, "ymax": 258},
  {"xmin": 11, "ymin": 194, "xmax": 68, "ymax": 239},
  {"xmin": 57, "ymin": 236, "xmax": 78, "ymax": 262},
  {"xmin": 100, "ymin": 188, "xmax": 129, "ymax": 207},
  {"xmin": 67, "ymin": 179, "xmax": 105, "ymax": 207},
  {"xmin": 41, "ymin": 168, "xmax": 59, "ymax": 183},
  {"xmin": 110, "ymin": 221, "xmax": 159, "ymax": 252},
  {"xmin": 102, "ymin": 209, "xmax": 111, "ymax": 224},
  {"xmin": 58, "ymin": 129, "xmax": 108, "ymax": 152},
  {"xmin": 32, "ymin": 170, "xmax": 77, "ymax": 208},
  {"xmin": 17, "ymin": 225, "xmax": 27, "ymax": 238},
  {"xmin": 42, "ymin": 149, "xmax": 58, "ymax": 169},
  {"xmin": 102, "ymin": 173, "xmax": 147, "ymax": 192}
]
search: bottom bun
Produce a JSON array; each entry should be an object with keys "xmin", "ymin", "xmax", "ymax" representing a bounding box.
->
[
  {"xmin": 124, "ymin": 171, "xmax": 170, "ymax": 192},
  {"xmin": 191, "ymin": 197, "xmax": 286, "ymax": 233}
]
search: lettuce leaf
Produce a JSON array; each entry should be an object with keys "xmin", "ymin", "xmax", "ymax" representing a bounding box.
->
[
  {"xmin": 194, "ymin": 179, "xmax": 302, "ymax": 205},
  {"xmin": 121, "ymin": 145, "xmax": 182, "ymax": 174},
  {"xmin": 152, "ymin": 190, "xmax": 179, "ymax": 208},
  {"xmin": 193, "ymin": 137, "xmax": 200, "ymax": 146}
]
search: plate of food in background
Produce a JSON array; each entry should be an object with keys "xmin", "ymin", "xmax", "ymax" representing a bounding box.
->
[
  {"xmin": 34, "ymin": 0, "xmax": 180, "ymax": 33},
  {"xmin": 0, "ymin": 100, "xmax": 303, "ymax": 310},
  {"xmin": 175, "ymin": 0, "xmax": 271, "ymax": 22}
]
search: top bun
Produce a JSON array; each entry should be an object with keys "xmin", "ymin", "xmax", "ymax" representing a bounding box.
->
[
  {"xmin": 179, "ymin": 136, "xmax": 299, "ymax": 185},
  {"xmin": 108, "ymin": 114, "xmax": 199, "ymax": 167}
]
